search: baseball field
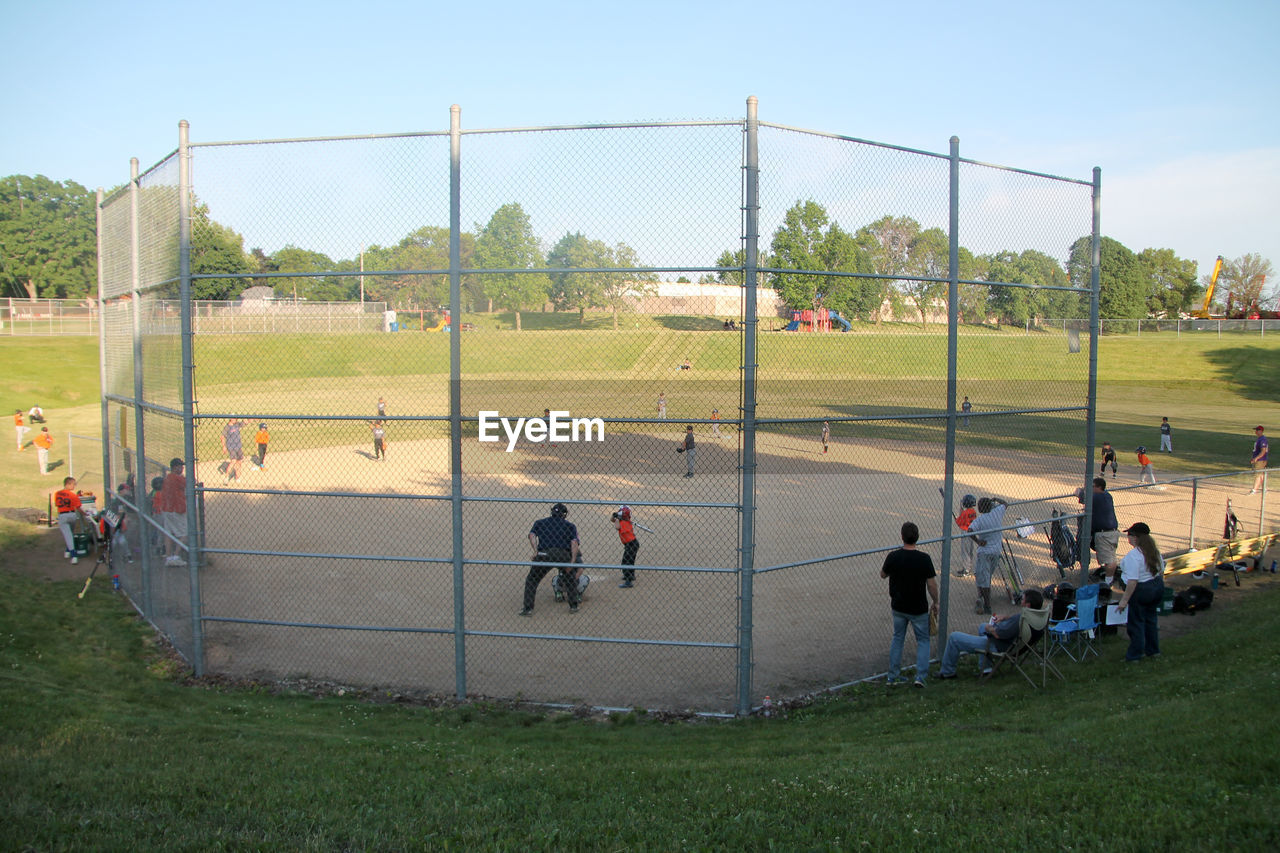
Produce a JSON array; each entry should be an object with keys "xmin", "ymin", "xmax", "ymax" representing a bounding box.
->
[{"xmin": 5, "ymin": 321, "xmax": 1279, "ymax": 711}]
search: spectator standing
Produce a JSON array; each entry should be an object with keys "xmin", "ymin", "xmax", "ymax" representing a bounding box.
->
[
  {"xmin": 33, "ymin": 427, "xmax": 53, "ymax": 474},
  {"xmin": 1080, "ymin": 477, "xmax": 1121, "ymax": 584},
  {"xmin": 880, "ymin": 522, "xmax": 940, "ymax": 687},
  {"xmin": 1250, "ymin": 425, "xmax": 1269, "ymax": 495},
  {"xmin": 157, "ymin": 459, "xmax": 188, "ymax": 566},
  {"xmin": 1159, "ymin": 417, "xmax": 1173, "ymax": 453},
  {"xmin": 1115, "ymin": 522, "xmax": 1164, "ymax": 662}
]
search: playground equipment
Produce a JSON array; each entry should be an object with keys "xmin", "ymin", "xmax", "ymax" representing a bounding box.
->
[
  {"xmin": 423, "ymin": 308, "xmax": 450, "ymax": 332},
  {"xmin": 783, "ymin": 309, "xmax": 850, "ymax": 332}
]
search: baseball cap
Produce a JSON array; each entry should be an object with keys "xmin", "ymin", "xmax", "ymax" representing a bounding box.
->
[
  {"xmin": 1256, "ymin": 425, "xmax": 1265, "ymax": 431},
  {"xmin": 1124, "ymin": 522, "xmax": 1150, "ymax": 536}
]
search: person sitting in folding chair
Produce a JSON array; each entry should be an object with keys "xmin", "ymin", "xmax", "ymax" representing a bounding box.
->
[{"xmin": 937, "ymin": 588, "xmax": 1044, "ymax": 679}]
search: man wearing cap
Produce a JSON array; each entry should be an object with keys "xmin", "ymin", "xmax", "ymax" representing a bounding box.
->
[
  {"xmin": 1249, "ymin": 426, "xmax": 1268, "ymax": 495},
  {"xmin": 157, "ymin": 458, "xmax": 188, "ymax": 566},
  {"xmin": 521, "ymin": 502, "xmax": 581, "ymax": 615},
  {"xmin": 1079, "ymin": 477, "xmax": 1121, "ymax": 585},
  {"xmin": 967, "ymin": 496, "xmax": 1007, "ymax": 614}
]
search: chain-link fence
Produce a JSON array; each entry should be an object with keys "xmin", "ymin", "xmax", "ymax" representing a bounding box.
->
[
  {"xmin": 95, "ymin": 100, "xmax": 1141, "ymax": 714},
  {"xmin": 1, "ymin": 298, "xmax": 98, "ymax": 335}
]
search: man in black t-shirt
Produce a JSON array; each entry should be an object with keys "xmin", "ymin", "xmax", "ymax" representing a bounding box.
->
[
  {"xmin": 521, "ymin": 502, "xmax": 582, "ymax": 615},
  {"xmin": 880, "ymin": 521, "xmax": 940, "ymax": 687}
]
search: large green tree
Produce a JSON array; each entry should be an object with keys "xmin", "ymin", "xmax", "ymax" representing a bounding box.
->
[
  {"xmin": 365, "ymin": 226, "xmax": 474, "ymax": 311},
  {"xmin": 767, "ymin": 201, "xmax": 876, "ymax": 322},
  {"xmin": 189, "ymin": 203, "xmax": 253, "ymax": 300},
  {"xmin": 473, "ymin": 203, "xmax": 547, "ymax": 331},
  {"xmin": 546, "ymin": 232, "xmax": 642, "ymax": 325},
  {"xmin": 0, "ymin": 175, "xmax": 97, "ymax": 299},
  {"xmin": 854, "ymin": 215, "xmax": 922, "ymax": 324},
  {"xmin": 1137, "ymin": 248, "xmax": 1198, "ymax": 317},
  {"xmin": 1068, "ymin": 236, "xmax": 1145, "ymax": 319},
  {"xmin": 262, "ymin": 245, "xmax": 355, "ymax": 302}
]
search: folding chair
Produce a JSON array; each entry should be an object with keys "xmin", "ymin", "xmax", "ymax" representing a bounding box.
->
[
  {"xmin": 982, "ymin": 606, "xmax": 1064, "ymax": 687},
  {"xmin": 1048, "ymin": 583, "xmax": 1102, "ymax": 663}
]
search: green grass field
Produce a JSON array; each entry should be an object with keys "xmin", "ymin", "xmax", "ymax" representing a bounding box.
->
[
  {"xmin": 4, "ymin": 324, "xmax": 1277, "ymax": 512},
  {"xmin": 2, "ymin": 514, "xmax": 1277, "ymax": 848}
]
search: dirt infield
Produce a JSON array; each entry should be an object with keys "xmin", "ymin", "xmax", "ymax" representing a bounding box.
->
[{"xmin": 120, "ymin": 427, "xmax": 1270, "ymax": 713}]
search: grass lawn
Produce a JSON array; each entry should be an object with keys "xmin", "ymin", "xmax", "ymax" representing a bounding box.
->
[{"xmin": 1, "ymin": 513, "xmax": 1277, "ymax": 848}]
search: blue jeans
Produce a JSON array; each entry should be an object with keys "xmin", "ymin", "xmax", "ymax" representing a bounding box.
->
[
  {"xmin": 1125, "ymin": 579, "xmax": 1163, "ymax": 661},
  {"xmin": 888, "ymin": 610, "xmax": 932, "ymax": 683},
  {"xmin": 940, "ymin": 626, "xmax": 996, "ymax": 675}
]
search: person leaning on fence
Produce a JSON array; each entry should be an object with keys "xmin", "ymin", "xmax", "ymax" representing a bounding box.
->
[
  {"xmin": 1115, "ymin": 522, "xmax": 1164, "ymax": 662},
  {"xmin": 520, "ymin": 502, "xmax": 581, "ymax": 616},
  {"xmin": 1081, "ymin": 478, "xmax": 1121, "ymax": 585},
  {"xmin": 880, "ymin": 521, "xmax": 940, "ymax": 688},
  {"xmin": 157, "ymin": 458, "xmax": 188, "ymax": 567},
  {"xmin": 967, "ymin": 496, "xmax": 1007, "ymax": 614},
  {"xmin": 938, "ymin": 588, "xmax": 1044, "ymax": 679}
]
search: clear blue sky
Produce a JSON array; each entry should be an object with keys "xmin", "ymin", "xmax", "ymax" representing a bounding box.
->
[{"xmin": 3, "ymin": 0, "xmax": 1277, "ymax": 280}]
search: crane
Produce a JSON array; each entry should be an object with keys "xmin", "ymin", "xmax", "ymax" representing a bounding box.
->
[{"xmin": 1191, "ymin": 255, "xmax": 1225, "ymax": 319}]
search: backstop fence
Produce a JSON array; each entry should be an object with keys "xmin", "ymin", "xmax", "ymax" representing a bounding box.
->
[{"xmin": 96, "ymin": 98, "xmax": 1143, "ymax": 715}]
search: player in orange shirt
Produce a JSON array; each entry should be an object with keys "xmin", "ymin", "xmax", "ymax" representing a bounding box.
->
[
  {"xmin": 613, "ymin": 505, "xmax": 640, "ymax": 588},
  {"xmin": 14, "ymin": 409, "xmax": 30, "ymax": 451},
  {"xmin": 54, "ymin": 476, "xmax": 92, "ymax": 563},
  {"xmin": 952, "ymin": 493, "xmax": 978, "ymax": 577},
  {"xmin": 1136, "ymin": 446, "xmax": 1156, "ymax": 485},
  {"xmin": 254, "ymin": 423, "xmax": 270, "ymax": 469},
  {"xmin": 33, "ymin": 426, "xmax": 54, "ymax": 474}
]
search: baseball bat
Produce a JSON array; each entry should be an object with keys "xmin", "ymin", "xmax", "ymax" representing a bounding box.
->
[
  {"xmin": 77, "ymin": 561, "xmax": 101, "ymax": 599},
  {"xmin": 635, "ymin": 523, "xmax": 656, "ymax": 534}
]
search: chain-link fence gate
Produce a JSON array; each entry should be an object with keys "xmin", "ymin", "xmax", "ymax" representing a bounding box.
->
[{"xmin": 97, "ymin": 98, "xmax": 1108, "ymax": 715}]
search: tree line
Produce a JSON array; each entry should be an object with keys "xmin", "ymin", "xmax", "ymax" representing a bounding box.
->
[{"xmin": 3, "ymin": 175, "xmax": 1275, "ymax": 324}]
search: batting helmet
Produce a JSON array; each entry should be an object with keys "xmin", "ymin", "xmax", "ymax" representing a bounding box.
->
[
  {"xmin": 1136, "ymin": 446, "xmax": 1146, "ymax": 453},
  {"xmin": 615, "ymin": 505, "xmax": 631, "ymax": 520},
  {"xmin": 961, "ymin": 493, "xmax": 976, "ymax": 508},
  {"xmin": 551, "ymin": 502, "xmax": 568, "ymax": 517}
]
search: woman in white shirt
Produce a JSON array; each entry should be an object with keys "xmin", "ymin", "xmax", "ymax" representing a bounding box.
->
[{"xmin": 1115, "ymin": 521, "xmax": 1164, "ymax": 662}]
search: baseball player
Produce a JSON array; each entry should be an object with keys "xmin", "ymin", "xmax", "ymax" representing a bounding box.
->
[
  {"xmin": 677, "ymin": 425, "xmax": 695, "ymax": 477},
  {"xmin": 821, "ymin": 421, "xmax": 830, "ymax": 454},
  {"xmin": 613, "ymin": 505, "xmax": 640, "ymax": 588},
  {"xmin": 951, "ymin": 493, "xmax": 978, "ymax": 577},
  {"xmin": 1099, "ymin": 441, "xmax": 1118, "ymax": 478}
]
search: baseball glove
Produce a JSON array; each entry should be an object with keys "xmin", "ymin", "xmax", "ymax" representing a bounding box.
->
[{"xmin": 676, "ymin": 447, "xmax": 685, "ymax": 453}]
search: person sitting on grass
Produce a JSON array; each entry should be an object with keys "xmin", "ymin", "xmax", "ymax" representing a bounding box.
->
[{"xmin": 937, "ymin": 588, "xmax": 1044, "ymax": 680}]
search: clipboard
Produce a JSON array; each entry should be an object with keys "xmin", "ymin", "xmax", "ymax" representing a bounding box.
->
[{"xmin": 1105, "ymin": 604, "xmax": 1127, "ymax": 626}]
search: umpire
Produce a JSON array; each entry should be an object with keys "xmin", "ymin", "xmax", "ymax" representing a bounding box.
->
[{"xmin": 520, "ymin": 503, "xmax": 581, "ymax": 615}]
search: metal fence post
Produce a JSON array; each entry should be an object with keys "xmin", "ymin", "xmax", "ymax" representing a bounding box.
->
[
  {"xmin": 1187, "ymin": 477, "xmax": 1198, "ymax": 549},
  {"xmin": 129, "ymin": 159, "xmax": 154, "ymax": 618},
  {"xmin": 449, "ymin": 104, "xmax": 467, "ymax": 702},
  {"xmin": 938, "ymin": 135, "xmax": 960, "ymax": 641},
  {"xmin": 736, "ymin": 96, "xmax": 760, "ymax": 716},
  {"xmin": 1077, "ymin": 167, "xmax": 1103, "ymax": 586},
  {"xmin": 178, "ymin": 120, "xmax": 205, "ymax": 675},
  {"xmin": 96, "ymin": 190, "xmax": 111, "ymax": 503}
]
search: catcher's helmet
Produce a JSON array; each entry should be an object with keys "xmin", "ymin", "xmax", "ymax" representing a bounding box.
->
[
  {"xmin": 961, "ymin": 493, "xmax": 977, "ymax": 508},
  {"xmin": 551, "ymin": 502, "xmax": 568, "ymax": 517},
  {"xmin": 1136, "ymin": 445, "xmax": 1146, "ymax": 453},
  {"xmin": 615, "ymin": 505, "xmax": 631, "ymax": 520}
]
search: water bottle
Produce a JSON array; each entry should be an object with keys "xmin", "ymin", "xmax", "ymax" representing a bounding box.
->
[
  {"xmin": 1211, "ymin": 572, "xmax": 1219, "ymax": 590},
  {"xmin": 762, "ymin": 696, "xmax": 773, "ymax": 718},
  {"xmin": 111, "ymin": 575, "xmax": 120, "ymax": 590},
  {"xmin": 1271, "ymin": 560, "xmax": 1277, "ymax": 574}
]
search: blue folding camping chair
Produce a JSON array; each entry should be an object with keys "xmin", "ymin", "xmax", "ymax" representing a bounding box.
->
[{"xmin": 1048, "ymin": 582, "xmax": 1102, "ymax": 662}]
